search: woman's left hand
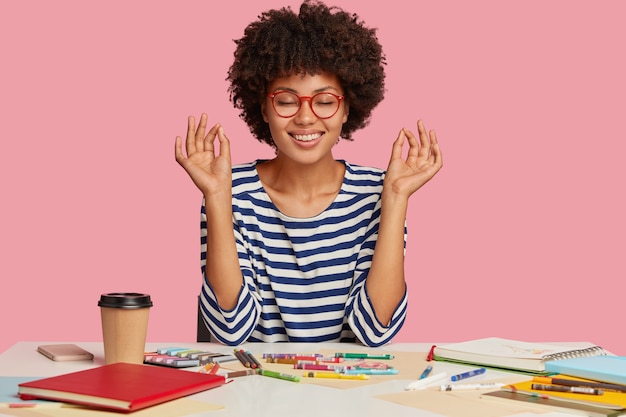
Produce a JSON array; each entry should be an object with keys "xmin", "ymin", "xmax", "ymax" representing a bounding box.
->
[{"xmin": 384, "ymin": 120, "xmax": 443, "ymax": 198}]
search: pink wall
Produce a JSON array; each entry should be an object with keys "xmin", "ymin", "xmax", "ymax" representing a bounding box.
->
[{"xmin": 2, "ymin": 1, "xmax": 625, "ymax": 354}]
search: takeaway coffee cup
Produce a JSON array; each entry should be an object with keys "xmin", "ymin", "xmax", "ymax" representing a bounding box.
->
[{"xmin": 98, "ymin": 292, "xmax": 153, "ymax": 364}]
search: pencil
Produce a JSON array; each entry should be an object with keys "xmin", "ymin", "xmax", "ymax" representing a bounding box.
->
[
  {"xmin": 532, "ymin": 376, "xmax": 626, "ymax": 393},
  {"xmin": 246, "ymin": 350, "xmax": 262, "ymax": 369},
  {"xmin": 224, "ymin": 369, "xmax": 257, "ymax": 378},
  {"xmin": 531, "ymin": 383, "xmax": 603, "ymax": 395},
  {"xmin": 233, "ymin": 349, "xmax": 250, "ymax": 368}
]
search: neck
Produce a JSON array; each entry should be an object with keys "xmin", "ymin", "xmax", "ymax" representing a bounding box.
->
[{"xmin": 258, "ymin": 157, "xmax": 343, "ymax": 195}]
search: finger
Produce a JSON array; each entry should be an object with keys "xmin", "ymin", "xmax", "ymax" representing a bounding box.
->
[
  {"xmin": 174, "ymin": 136, "xmax": 185, "ymax": 164},
  {"xmin": 429, "ymin": 128, "xmax": 438, "ymax": 145},
  {"xmin": 402, "ymin": 127, "xmax": 421, "ymax": 163},
  {"xmin": 416, "ymin": 120, "xmax": 432, "ymax": 155},
  {"xmin": 203, "ymin": 123, "xmax": 221, "ymax": 154},
  {"xmin": 429, "ymin": 130, "xmax": 443, "ymax": 167},
  {"xmin": 414, "ymin": 120, "xmax": 438, "ymax": 166},
  {"xmin": 195, "ymin": 113, "xmax": 209, "ymax": 151},
  {"xmin": 185, "ymin": 115, "xmax": 197, "ymax": 155},
  {"xmin": 217, "ymin": 125, "xmax": 232, "ymax": 161},
  {"xmin": 389, "ymin": 129, "xmax": 406, "ymax": 162}
]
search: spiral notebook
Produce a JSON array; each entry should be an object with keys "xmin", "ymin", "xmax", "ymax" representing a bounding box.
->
[{"xmin": 432, "ymin": 337, "xmax": 608, "ymax": 374}]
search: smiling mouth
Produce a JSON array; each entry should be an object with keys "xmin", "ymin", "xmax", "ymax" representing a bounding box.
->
[{"xmin": 291, "ymin": 133, "xmax": 323, "ymax": 142}]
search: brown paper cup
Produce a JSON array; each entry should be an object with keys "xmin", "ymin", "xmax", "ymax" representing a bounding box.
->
[{"xmin": 98, "ymin": 293, "xmax": 153, "ymax": 365}]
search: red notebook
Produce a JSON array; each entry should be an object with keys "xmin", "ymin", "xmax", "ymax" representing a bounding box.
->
[{"xmin": 17, "ymin": 362, "xmax": 226, "ymax": 411}]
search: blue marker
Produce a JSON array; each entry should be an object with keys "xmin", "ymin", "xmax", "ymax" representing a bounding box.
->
[
  {"xmin": 419, "ymin": 365, "xmax": 433, "ymax": 379},
  {"xmin": 450, "ymin": 367, "xmax": 486, "ymax": 382}
]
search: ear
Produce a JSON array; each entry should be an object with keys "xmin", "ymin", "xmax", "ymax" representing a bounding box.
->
[
  {"xmin": 261, "ymin": 102, "xmax": 269, "ymax": 123},
  {"xmin": 342, "ymin": 102, "xmax": 349, "ymax": 124}
]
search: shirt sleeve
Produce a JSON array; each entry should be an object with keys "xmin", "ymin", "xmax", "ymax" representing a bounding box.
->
[
  {"xmin": 344, "ymin": 202, "xmax": 408, "ymax": 347},
  {"xmin": 198, "ymin": 201, "xmax": 262, "ymax": 346}
]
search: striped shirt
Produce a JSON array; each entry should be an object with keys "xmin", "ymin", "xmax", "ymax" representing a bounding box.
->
[{"xmin": 199, "ymin": 160, "xmax": 407, "ymax": 346}]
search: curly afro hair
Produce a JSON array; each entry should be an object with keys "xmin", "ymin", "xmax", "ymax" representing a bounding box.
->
[{"xmin": 227, "ymin": 0, "xmax": 386, "ymax": 147}]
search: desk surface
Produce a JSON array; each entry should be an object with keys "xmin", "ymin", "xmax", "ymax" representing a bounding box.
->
[{"xmin": 0, "ymin": 342, "xmax": 576, "ymax": 417}]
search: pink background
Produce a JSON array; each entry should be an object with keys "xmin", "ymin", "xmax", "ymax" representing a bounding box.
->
[{"xmin": 1, "ymin": 1, "xmax": 625, "ymax": 354}]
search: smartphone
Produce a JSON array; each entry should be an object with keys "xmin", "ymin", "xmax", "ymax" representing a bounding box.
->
[{"xmin": 37, "ymin": 344, "xmax": 94, "ymax": 361}]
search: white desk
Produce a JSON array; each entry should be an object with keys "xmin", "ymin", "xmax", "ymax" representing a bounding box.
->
[{"xmin": 0, "ymin": 342, "xmax": 571, "ymax": 417}]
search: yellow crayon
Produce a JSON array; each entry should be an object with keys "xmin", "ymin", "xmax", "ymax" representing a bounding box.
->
[{"xmin": 302, "ymin": 371, "xmax": 369, "ymax": 380}]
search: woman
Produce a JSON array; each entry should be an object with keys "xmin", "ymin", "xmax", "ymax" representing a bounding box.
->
[{"xmin": 175, "ymin": 0, "xmax": 442, "ymax": 346}]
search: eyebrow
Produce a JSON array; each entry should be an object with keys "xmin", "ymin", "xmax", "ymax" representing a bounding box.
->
[{"xmin": 272, "ymin": 85, "xmax": 341, "ymax": 94}]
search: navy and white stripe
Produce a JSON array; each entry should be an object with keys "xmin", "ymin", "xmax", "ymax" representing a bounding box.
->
[{"xmin": 199, "ymin": 160, "xmax": 407, "ymax": 346}]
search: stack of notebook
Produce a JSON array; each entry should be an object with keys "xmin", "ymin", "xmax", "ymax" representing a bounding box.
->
[
  {"xmin": 17, "ymin": 362, "xmax": 226, "ymax": 411},
  {"xmin": 481, "ymin": 356, "xmax": 626, "ymax": 417}
]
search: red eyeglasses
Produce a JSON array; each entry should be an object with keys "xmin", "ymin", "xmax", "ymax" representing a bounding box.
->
[{"xmin": 267, "ymin": 91, "xmax": 345, "ymax": 119}]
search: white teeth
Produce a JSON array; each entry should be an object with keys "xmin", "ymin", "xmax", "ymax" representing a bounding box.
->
[{"xmin": 292, "ymin": 133, "xmax": 322, "ymax": 142}]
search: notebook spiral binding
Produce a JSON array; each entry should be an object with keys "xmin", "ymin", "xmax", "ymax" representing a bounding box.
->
[{"xmin": 542, "ymin": 346, "xmax": 608, "ymax": 361}]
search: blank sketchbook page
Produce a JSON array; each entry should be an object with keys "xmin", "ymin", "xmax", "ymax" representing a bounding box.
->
[{"xmin": 434, "ymin": 338, "xmax": 607, "ymax": 372}]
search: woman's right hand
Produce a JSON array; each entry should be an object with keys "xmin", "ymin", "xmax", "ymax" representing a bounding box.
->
[{"xmin": 174, "ymin": 113, "xmax": 232, "ymax": 196}]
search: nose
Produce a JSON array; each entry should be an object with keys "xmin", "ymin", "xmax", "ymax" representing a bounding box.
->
[{"xmin": 294, "ymin": 97, "xmax": 316, "ymax": 124}]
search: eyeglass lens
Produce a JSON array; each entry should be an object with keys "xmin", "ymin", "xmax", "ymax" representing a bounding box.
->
[{"xmin": 272, "ymin": 92, "xmax": 340, "ymax": 119}]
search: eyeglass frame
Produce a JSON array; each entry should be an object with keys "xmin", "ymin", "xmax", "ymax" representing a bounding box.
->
[{"xmin": 266, "ymin": 90, "xmax": 345, "ymax": 119}]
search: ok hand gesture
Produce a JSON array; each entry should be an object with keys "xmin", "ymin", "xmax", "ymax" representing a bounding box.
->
[
  {"xmin": 174, "ymin": 113, "xmax": 232, "ymax": 196},
  {"xmin": 384, "ymin": 120, "xmax": 443, "ymax": 199}
]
